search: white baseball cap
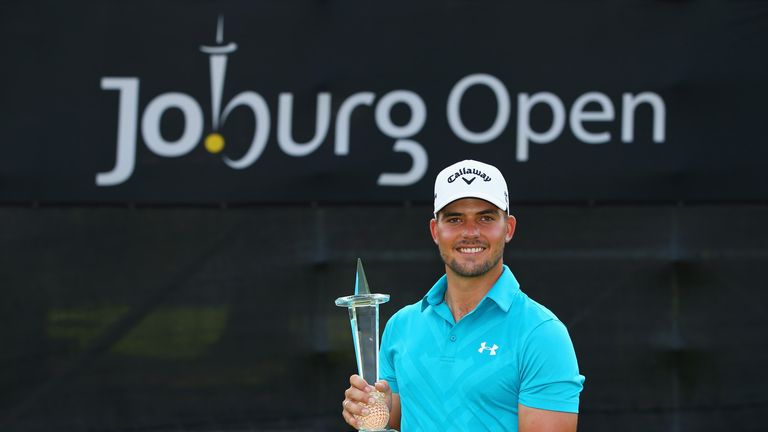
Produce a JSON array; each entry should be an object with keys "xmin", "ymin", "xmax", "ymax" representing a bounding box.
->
[{"xmin": 433, "ymin": 160, "xmax": 509, "ymax": 215}]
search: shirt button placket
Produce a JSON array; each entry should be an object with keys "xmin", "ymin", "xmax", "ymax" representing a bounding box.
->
[{"xmin": 444, "ymin": 333, "xmax": 459, "ymax": 358}]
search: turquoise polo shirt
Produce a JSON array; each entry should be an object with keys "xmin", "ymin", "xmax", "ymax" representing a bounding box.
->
[{"xmin": 379, "ymin": 265, "xmax": 584, "ymax": 431}]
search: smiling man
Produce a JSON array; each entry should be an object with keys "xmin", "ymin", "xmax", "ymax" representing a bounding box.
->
[{"xmin": 342, "ymin": 160, "xmax": 585, "ymax": 431}]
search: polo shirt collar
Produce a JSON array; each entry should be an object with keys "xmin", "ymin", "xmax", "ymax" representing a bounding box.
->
[{"xmin": 420, "ymin": 265, "xmax": 520, "ymax": 313}]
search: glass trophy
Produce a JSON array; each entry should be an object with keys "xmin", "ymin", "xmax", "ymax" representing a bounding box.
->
[{"xmin": 335, "ymin": 259, "xmax": 395, "ymax": 432}]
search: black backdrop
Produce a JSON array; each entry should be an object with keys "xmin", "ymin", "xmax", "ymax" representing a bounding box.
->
[{"xmin": 2, "ymin": 1, "xmax": 768, "ymax": 431}]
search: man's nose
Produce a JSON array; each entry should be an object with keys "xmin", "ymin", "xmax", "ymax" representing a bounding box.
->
[{"xmin": 462, "ymin": 220, "xmax": 480, "ymax": 236}]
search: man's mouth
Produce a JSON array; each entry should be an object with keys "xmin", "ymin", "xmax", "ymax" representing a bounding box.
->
[{"xmin": 457, "ymin": 246, "xmax": 486, "ymax": 254}]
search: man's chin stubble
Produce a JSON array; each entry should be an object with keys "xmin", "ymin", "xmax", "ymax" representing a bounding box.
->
[{"xmin": 444, "ymin": 255, "xmax": 500, "ymax": 278}]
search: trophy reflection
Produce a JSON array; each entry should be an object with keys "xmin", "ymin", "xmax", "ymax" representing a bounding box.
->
[{"xmin": 335, "ymin": 259, "xmax": 393, "ymax": 431}]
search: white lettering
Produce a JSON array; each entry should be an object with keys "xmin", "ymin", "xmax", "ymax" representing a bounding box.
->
[
  {"xmin": 335, "ymin": 92, "xmax": 375, "ymax": 156},
  {"xmin": 97, "ymin": 77, "xmax": 139, "ymax": 186},
  {"xmin": 447, "ymin": 73, "xmax": 510, "ymax": 144},
  {"xmin": 570, "ymin": 92, "xmax": 615, "ymax": 144},
  {"xmin": 375, "ymin": 90, "xmax": 428, "ymax": 186},
  {"xmin": 516, "ymin": 92, "xmax": 566, "ymax": 161},
  {"xmin": 377, "ymin": 140, "xmax": 428, "ymax": 187},
  {"xmin": 375, "ymin": 90, "xmax": 426, "ymax": 139},
  {"xmin": 141, "ymin": 93, "xmax": 203, "ymax": 157},
  {"xmin": 221, "ymin": 91, "xmax": 271, "ymax": 169},
  {"xmin": 622, "ymin": 92, "xmax": 666, "ymax": 143},
  {"xmin": 278, "ymin": 93, "xmax": 332, "ymax": 157},
  {"xmin": 99, "ymin": 24, "xmax": 670, "ymax": 189}
]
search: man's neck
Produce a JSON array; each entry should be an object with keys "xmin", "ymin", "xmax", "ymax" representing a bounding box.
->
[{"xmin": 444, "ymin": 263, "xmax": 504, "ymax": 323}]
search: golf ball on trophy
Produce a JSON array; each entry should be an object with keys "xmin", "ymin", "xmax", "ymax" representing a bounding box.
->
[{"xmin": 355, "ymin": 390, "xmax": 389, "ymax": 430}]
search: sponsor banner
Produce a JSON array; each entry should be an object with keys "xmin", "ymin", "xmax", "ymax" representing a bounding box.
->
[{"xmin": 2, "ymin": 1, "xmax": 767, "ymax": 203}]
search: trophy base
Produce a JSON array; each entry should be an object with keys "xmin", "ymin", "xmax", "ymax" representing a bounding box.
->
[
  {"xmin": 362, "ymin": 430, "xmax": 398, "ymax": 432},
  {"xmin": 358, "ymin": 429, "xmax": 398, "ymax": 432},
  {"xmin": 354, "ymin": 389, "xmax": 390, "ymax": 430}
]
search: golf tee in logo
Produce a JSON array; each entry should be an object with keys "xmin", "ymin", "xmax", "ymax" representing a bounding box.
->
[{"xmin": 478, "ymin": 342, "xmax": 499, "ymax": 356}]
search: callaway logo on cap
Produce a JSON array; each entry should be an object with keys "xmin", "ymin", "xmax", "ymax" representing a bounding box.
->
[{"xmin": 434, "ymin": 160, "xmax": 509, "ymax": 215}]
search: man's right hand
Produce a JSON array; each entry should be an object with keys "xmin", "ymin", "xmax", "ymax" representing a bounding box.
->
[{"xmin": 341, "ymin": 374, "xmax": 393, "ymax": 430}]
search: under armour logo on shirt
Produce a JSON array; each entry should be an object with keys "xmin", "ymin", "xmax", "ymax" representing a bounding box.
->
[{"xmin": 478, "ymin": 341, "xmax": 499, "ymax": 355}]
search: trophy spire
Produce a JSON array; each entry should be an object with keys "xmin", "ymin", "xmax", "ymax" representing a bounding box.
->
[{"xmin": 355, "ymin": 258, "xmax": 370, "ymax": 295}]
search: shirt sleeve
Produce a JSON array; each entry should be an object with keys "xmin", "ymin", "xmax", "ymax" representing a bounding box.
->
[
  {"xmin": 378, "ymin": 313, "xmax": 399, "ymax": 393},
  {"xmin": 518, "ymin": 319, "xmax": 585, "ymax": 413}
]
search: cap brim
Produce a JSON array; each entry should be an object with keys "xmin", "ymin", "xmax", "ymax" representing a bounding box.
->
[{"xmin": 434, "ymin": 192, "xmax": 507, "ymax": 214}]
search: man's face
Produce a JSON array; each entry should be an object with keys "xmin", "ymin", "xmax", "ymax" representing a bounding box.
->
[{"xmin": 429, "ymin": 198, "xmax": 516, "ymax": 278}]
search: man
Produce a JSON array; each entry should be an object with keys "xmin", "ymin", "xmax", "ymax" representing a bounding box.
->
[{"xmin": 342, "ymin": 160, "xmax": 585, "ymax": 431}]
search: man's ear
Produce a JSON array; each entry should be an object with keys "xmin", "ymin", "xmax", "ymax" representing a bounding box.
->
[
  {"xmin": 505, "ymin": 215, "xmax": 517, "ymax": 242},
  {"xmin": 429, "ymin": 218, "xmax": 439, "ymax": 244}
]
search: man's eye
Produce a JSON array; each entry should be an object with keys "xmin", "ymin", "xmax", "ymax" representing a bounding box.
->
[{"xmin": 447, "ymin": 218, "xmax": 461, "ymax": 223}]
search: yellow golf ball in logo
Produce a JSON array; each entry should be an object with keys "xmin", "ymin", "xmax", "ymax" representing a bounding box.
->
[{"xmin": 205, "ymin": 133, "xmax": 225, "ymax": 153}]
